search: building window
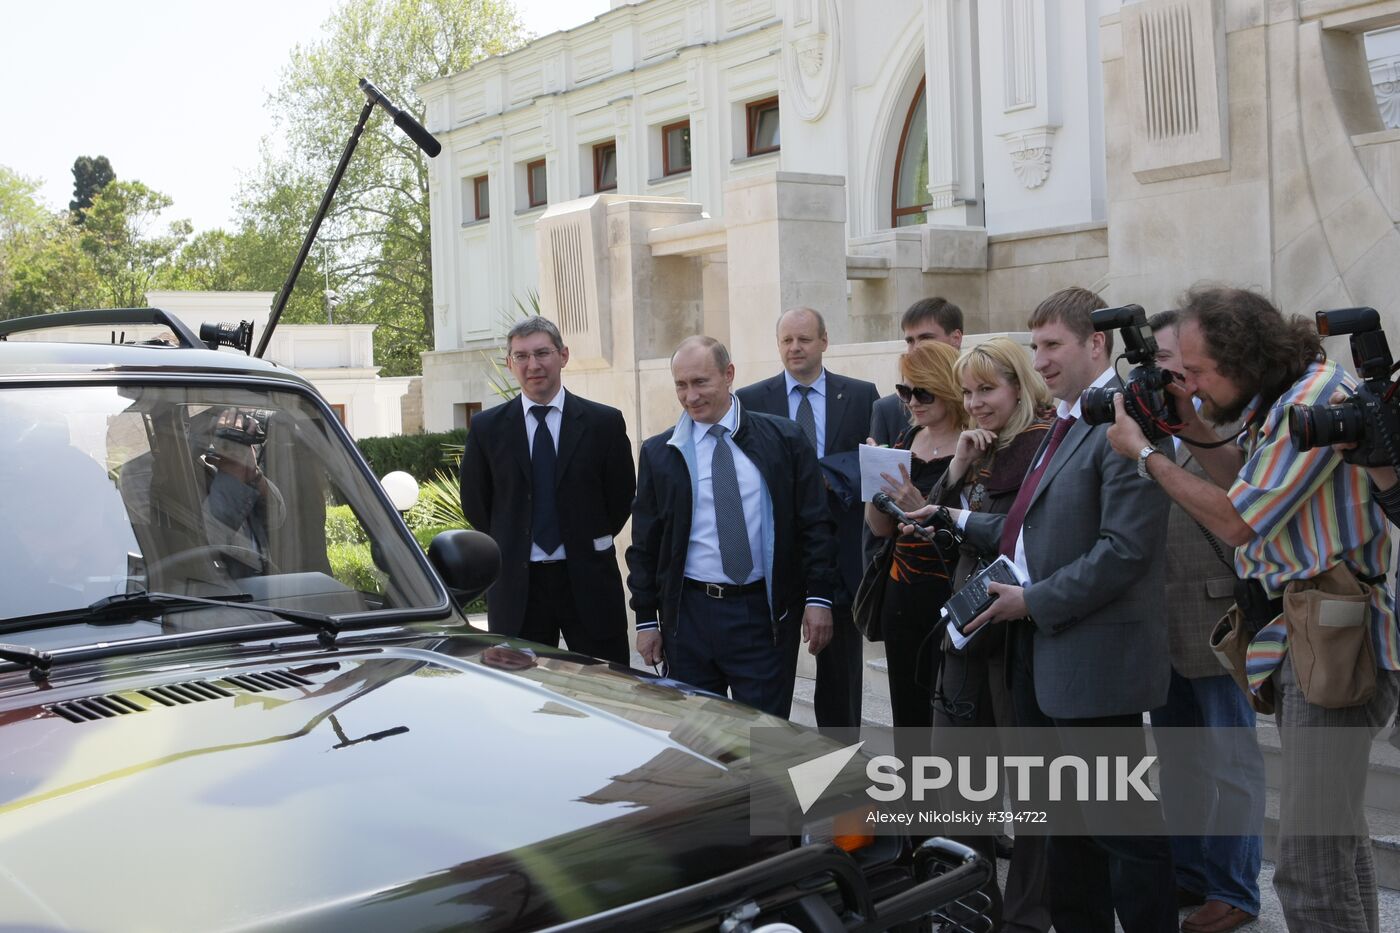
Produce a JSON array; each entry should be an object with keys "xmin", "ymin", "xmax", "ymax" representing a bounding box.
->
[
  {"xmin": 593, "ymin": 140, "xmax": 618, "ymax": 191},
  {"xmin": 892, "ymin": 78, "xmax": 931, "ymax": 228},
  {"xmin": 472, "ymin": 174, "xmax": 490, "ymax": 220},
  {"xmin": 662, "ymin": 119, "xmax": 692, "ymax": 176},
  {"xmin": 453, "ymin": 401, "xmax": 482, "ymax": 430},
  {"xmin": 329, "ymin": 403, "xmax": 347, "ymax": 425},
  {"xmin": 746, "ymin": 97, "xmax": 780, "ymax": 156},
  {"xmin": 526, "ymin": 158, "xmax": 548, "ymax": 208}
]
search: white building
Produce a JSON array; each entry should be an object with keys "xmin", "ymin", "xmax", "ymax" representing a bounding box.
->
[{"xmin": 418, "ymin": 0, "xmax": 1400, "ymax": 436}]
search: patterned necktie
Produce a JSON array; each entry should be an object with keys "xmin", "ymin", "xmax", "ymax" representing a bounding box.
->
[
  {"xmin": 530, "ymin": 405, "xmax": 562, "ymax": 554},
  {"xmin": 708, "ymin": 423, "xmax": 753, "ymax": 584},
  {"xmin": 795, "ymin": 385, "xmax": 818, "ymax": 452},
  {"xmin": 998, "ymin": 415, "xmax": 1076, "ymax": 558}
]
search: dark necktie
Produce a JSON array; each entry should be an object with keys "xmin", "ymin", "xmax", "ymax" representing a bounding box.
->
[
  {"xmin": 530, "ymin": 405, "xmax": 562, "ymax": 554},
  {"xmin": 795, "ymin": 385, "xmax": 818, "ymax": 452},
  {"xmin": 998, "ymin": 416, "xmax": 1076, "ymax": 558},
  {"xmin": 708, "ymin": 424, "xmax": 753, "ymax": 584}
]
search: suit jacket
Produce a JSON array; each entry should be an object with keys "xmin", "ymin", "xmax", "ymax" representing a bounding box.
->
[
  {"xmin": 459, "ymin": 391, "xmax": 636, "ymax": 638},
  {"xmin": 963, "ymin": 386, "xmax": 1172, "ymax": 719},
  {"xmin": 1164, "ymin": 441, "xmax": 1238, "ymax": 679},
  {"xmin": 736, "ymin": 370, "xmax": 879, "ymax": 603},
  {"xmin": 626, "ymin": 403, "xmax": 838, "ymax": 638},
  {"xmin": 870, "ymin": 393, "xmax": 909, "ymax": 447}
]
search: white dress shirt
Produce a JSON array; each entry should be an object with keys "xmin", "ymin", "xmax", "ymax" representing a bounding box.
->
[
  {"xmin": 783, "ymin": 368, "xmax": 828, "ymax": 459},
  {"xmin": 522, "ymin": 386, "xmax": 567, "ymax": 562},
  {"xmin": 683, "ymin": 397, "xmax": 764, "ymax": 584},
  {"xmin": 1008, "ymin": 366, "xmax": 1115, "ymax": 582}
]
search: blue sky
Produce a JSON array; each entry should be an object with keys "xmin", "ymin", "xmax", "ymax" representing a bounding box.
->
[{"xmin": 0, "ymin": 0, "xmax": 610, "ymax": 233}]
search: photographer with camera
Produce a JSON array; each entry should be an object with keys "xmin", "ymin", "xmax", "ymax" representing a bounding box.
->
[
  {"xmin": 1107, "ymin": 286, "xmax": 1400, "ymax": 932},
  {"xmin": 903, "ymin": 286, "xmax": 1176, "ymax": 932}
]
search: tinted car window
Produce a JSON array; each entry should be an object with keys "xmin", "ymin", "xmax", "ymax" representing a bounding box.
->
[{"xmin": 0, "ymin": 383, "xmax": 440, "ymax": 633}]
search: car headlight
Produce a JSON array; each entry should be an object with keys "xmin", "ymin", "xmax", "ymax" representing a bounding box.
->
[{"xmin": 800, "ymin": 805, "xmax": 876, "ymax": 854}]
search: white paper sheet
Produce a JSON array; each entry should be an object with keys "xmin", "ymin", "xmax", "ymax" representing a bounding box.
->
[{"xmin": 858, "ymin": 444, "xmax": 914, "ymax": 502}]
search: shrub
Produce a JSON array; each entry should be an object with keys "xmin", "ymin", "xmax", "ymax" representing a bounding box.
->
[{"xmin": 356, "ymin": 429, "xmax": 467, "ymax": 483}]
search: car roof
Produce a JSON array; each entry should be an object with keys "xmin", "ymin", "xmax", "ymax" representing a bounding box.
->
[
  {"xmin": 0, "ymin": 339, "xmax": 310, "ymax": 385},
  {"xmin": 0, "ymin": 308, "xmax": 311, "ymax": 388}
]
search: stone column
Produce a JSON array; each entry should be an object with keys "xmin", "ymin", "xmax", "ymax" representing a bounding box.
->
[{"xmin": 722, "ymin": 172, "xmax": 849, "ymax": 370}]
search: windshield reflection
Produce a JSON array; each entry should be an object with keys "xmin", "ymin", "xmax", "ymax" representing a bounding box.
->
[{"xmin": 0, "ymin": 384, "xmax": 441, "ymax": 630}]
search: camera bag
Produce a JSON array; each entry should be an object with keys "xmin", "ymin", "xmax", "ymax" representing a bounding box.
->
[{"xmin": 1281, "ymin": 563, "xmax": 1377, "ymax": 709}]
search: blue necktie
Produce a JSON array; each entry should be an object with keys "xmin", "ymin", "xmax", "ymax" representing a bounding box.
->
[
  {"xmin": 708, "ymin": 424, "xmax": 753, "ymax": 584},
  {"xmin": 795, "ymin": 385, "xmax": 818, "ymax": 452},
  {"xmin": 530, "ymin": 405, "xmax": 562, "ymax": 554}
]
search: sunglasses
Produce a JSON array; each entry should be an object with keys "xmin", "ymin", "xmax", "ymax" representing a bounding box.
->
[{"xmin": 895, "ymin": 384, "xmax": 938, "ymax": 405}]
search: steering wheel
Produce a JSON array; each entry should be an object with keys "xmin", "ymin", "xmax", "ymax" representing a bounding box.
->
[{"xmin": 146, "ymin": 543, "xmax": 280, "ymax": 581}]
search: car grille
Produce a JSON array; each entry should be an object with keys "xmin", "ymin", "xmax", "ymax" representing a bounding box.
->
[{"xmin": 46, "ymin": 668, "xmax": 315, "ymax": 723}]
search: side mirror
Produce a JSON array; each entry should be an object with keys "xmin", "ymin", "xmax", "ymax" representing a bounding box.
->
[{"xmin": 428, "ymin": 530, "xmax": 500, "ymax": 607}]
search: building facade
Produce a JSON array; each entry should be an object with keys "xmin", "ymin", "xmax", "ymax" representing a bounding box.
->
[{"xmin": 419, "ymin": 0, "xmax": 1400, "ymax": 436}]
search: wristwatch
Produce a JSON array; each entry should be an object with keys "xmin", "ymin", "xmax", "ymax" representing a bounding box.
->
[{"xmin": 1136, "ymin": 444, "xmax": 1159, "ymax": 480}]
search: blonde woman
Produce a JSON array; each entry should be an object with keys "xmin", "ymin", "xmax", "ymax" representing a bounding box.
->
[
  {"xmin": 927, "ymin": 335, "xmax": 1052, "ymax": 932},
  {"xmin": 864, "ymin": 341, "xmax": 970, "ymax": 730}
]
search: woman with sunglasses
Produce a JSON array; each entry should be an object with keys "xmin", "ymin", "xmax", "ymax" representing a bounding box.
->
[
  {"xmin": 864, "ymin": 341, "xmax": 969, "ymax": 731},
  {"xmin": 926, "ymin": 336, "xmax": 1053, "ymax": 933}
]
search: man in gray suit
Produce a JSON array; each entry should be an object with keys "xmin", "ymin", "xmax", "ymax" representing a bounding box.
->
[
  {"xmin": 868, "ymin": 297, "xmax": 964, "ymax": 445},
  {"xmin": 906, "ymin": 286, "xmax": 1176, "ymax": 932},
  {"xmin": 1145, "ymin": 309, "xmax": 1263, "ymax": 933}
]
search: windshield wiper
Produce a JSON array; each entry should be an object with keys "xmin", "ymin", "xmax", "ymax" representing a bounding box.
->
[
  {"xmin": 0, "ymin": 644, "xmax": 53, "ymax": 682},
  {"xmin": 87, "ymin": 592, "xmax": 342, "ymax": 646}
]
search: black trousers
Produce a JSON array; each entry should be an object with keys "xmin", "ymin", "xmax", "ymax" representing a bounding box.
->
[
  {"xmin": 812, "ymin": 604, "xmax": 863, "ymax": 729},
  {"xmin": 1006, "ymin": 622, "xmax": 1177, "ymax": 933},
  {"xmin": 666, "ymin": 585, "xmax": 797, "ymax": 718},
  {"xmin": 880, "ymin": 576, "xmax": 948, "ymax": 729},
  {"xmin": 520, "ymin": 561, "xmax": 629, "ymax": 664}
]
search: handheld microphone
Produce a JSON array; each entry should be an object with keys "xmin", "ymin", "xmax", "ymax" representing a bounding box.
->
[
  {"xmin": 359, "ymin": 78, "xmax": 443, "ymax": 157},
  {"xmin": 872, "ymin": 492, "xmax": 961, "ymax": 548}
]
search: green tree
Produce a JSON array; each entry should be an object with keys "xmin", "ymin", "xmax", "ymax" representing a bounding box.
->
[
  {"xmin": 1, "ymin": 166, "xmax": 102, "ymax": 318},
  {"xmin": 241, "ymin": 0, "xmax": 526, "ymax": 376},
  {"xmin": 80, "ymin": 180, "xmax": 192, "ymax": 309},
  {"xmin": 69, "ymin": 155, "xmax": 115, "ymax": 223}
]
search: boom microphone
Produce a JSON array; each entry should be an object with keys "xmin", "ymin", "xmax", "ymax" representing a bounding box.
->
[{"xmin": 359, "ymin": 78, "xmax": 442, "ymax": 158}]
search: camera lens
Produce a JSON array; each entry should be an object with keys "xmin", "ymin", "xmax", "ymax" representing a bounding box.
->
[
  {"xmin": 1080, "ymin": 386, "xmax": 1121, "ymax": 426},
  {"xmin": 1288, "ymin": 403, "xmax": 1365, "ymax": 451}
]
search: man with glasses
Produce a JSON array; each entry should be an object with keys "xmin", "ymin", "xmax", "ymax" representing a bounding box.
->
[{"xmin": 460, "ymin": 317, "xmax": 636, "ymax": 663}]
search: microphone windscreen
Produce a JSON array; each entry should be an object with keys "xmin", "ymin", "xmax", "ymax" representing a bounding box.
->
[{"xmin": 395, "ymin": 111, "xmax": 442, "ymax": 158}]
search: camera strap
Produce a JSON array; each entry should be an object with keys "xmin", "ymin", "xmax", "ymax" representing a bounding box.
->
[
  {"xmin": 1178, "ymin": 423, "xmax": 1249, "ymax": 449},
  {"xmin": 1192, "ymin": 517, "xmax": 1236, "ymax": 574}
]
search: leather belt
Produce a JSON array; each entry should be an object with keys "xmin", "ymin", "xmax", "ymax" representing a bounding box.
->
[{"xmin": 684, "ymin": 578, "xmax": 765, "ymax": 599}]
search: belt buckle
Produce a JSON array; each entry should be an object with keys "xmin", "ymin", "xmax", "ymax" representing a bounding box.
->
[{"xmin": 704, "ymin": 582, "xmax": 725, "ymax": 599}]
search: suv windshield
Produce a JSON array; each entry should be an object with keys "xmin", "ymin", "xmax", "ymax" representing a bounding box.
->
[{"xmin": 0, "ymin": 382, "xmax": 441, "ymax": 637}]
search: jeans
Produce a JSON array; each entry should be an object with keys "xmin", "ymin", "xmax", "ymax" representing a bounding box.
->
[{"xmin": 1150, "ymin": 669, "xmax": 1264, "ymax": 915}]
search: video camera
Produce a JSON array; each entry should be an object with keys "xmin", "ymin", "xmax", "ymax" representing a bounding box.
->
[
  {"xmin": 1289, "ymin": 307, "xmax": 1400, "ymax": 469},
  {"xmin": 1079, "ymin": 304, "xmax": 1183, "ymax": 442}
]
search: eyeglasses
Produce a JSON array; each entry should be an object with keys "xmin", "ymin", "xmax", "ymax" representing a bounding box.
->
[
  {"xmin": 895, "ymin": 384, "xmax": 938, "ymax": 405},
  {"xmin": 508, "ymin": 348, "xmax": 558, "ymax": 365}
]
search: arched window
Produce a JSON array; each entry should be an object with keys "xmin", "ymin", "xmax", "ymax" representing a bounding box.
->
[{"xmin": 892, "ymin": 78, "xmax": 931, "ymax": 227}]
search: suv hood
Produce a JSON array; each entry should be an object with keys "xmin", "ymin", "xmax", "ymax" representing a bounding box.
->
[{"xmin": 0, "ymin": 632, "xmax": 811, "ymax": 931}]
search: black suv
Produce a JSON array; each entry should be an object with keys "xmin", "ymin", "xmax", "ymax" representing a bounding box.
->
[{"xmin": 0, "ymin": 308, "xmax": 986, "ymax": 931}]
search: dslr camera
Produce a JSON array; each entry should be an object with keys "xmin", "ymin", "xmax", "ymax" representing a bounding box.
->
[
  {"xmin": 1289, "ymin": 307, "xmax": 1400, "ymax": 468},
  {"xmin": 1079, "ymin": 304, "xmax": 1183, "ymax": 442}
]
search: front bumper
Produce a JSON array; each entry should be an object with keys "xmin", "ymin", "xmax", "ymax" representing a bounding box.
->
[{"xmin": 545, "ymin": 837, "xmax": 991, "ymax": 932}]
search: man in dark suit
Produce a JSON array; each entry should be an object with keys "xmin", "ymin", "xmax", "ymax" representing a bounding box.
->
[
  {"xmin": 869, "ymin": 296, "xmax": 965, "ymax": 445},
  {"xmin": 736, "ymin": 307, "xmax": 878, "ymax": 728},
  {"xmin": 627, "ymin": 335, "xmax": 839, "ymax": 718},
  {"xmin": 907, "ymin": 287, "xmax": 1176, "ymax": 932},
  {"xmin": 459, "ymin": 316, "xmax": 636, "ymax": 663}
]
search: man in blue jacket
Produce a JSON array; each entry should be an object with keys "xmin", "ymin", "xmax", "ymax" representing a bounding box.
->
[{"xmin": 627, "ymin": 335, "xmax": 839, "ymax": 718}]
